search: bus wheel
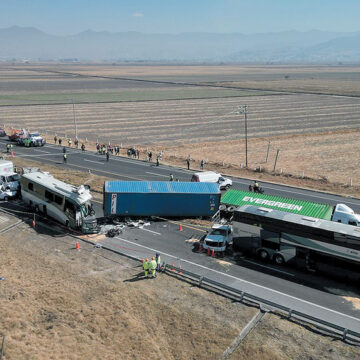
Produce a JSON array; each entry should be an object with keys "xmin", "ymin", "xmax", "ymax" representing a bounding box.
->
[
  {"xmin": 258, "ymin": 249, "xmax": 269, "ymax": 261},
  {"xmin": 274, "ymin": 254, "xmax": 285, "ymax": 266}
]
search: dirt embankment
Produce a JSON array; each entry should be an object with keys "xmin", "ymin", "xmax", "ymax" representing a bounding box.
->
[{"xmin": 0, "ymin": 213, "xmax": 359, "ymax": 359}]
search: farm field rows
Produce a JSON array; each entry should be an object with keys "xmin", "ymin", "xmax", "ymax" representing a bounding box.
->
[
  {"xmin": 1, "ymin": 93, "xmax": 359, "ymax": 145},
  {"xmin": 1, "ymin": 64, "xmax": 360, "ymax": 186}
]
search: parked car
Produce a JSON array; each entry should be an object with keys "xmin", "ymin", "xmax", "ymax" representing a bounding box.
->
[{"xmin": 0, "ymin": 128, "xmax": 6, "ymax": 137}]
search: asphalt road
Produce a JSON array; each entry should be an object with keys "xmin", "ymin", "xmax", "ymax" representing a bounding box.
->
[{"xmin": 1, "ymin": 138, "xmax": 360, "ymax": 335}]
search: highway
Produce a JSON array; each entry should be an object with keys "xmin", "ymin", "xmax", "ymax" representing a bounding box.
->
[{"xmin": 1, "ymin": 138, "xmax": 360, "ymax": 334}]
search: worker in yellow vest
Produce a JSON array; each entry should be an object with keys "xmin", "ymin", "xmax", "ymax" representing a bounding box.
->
[
  {"xmin": 150, "ymin": 257, "xmax": 157, "ymax": 278},
  {"xmin": 143, "ymin": 258, "xmax": 150, "ymax": 278}
]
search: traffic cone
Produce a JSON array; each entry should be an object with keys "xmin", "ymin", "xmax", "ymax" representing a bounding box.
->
[
  {"xmin": 207, "ymin": 248, "xmax": 210, "ymax": 256},
  {"xmin": 178, "ymin": 266, "xmax": 183, "ymax": 275},
  {"xmin": 171, "ymin": 262, "xmax": 175, "ymax": 272},
  {"xmin": 178, "ymin": 224, "xmax": 183, "ymax": 231},
  {"xmin": 76, "ymin": 242, "xmax": 80, "ymax": 251},
  {"xmin": 211, "ymin": 249, "xmax": 215, "ymax": 257}
]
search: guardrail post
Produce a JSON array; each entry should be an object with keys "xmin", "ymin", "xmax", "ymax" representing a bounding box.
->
[
  {"xmin": 239, "ymin": 291, "xmax": 245, "ymax": 302},
  {"xmin": 198, "ymin": 276, "xmax": 204, "ymax": 287},
  {"xmin": 343, "ymin": 328, "xmax": 348, "ymax": 341},
  {"xmin": 288, "ymin": 309, "xmax": 293, "ymax": 319}
]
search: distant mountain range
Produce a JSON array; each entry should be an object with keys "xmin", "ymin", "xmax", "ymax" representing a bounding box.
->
[{"xmin": 0, "ymin": 26, "xmax": 359, "ymax": 63}]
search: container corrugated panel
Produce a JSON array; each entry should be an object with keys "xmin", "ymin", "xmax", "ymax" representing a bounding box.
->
[
  {"xmin": 104, "ymin": 181, "xmax": 220, "ymax": 217},
  {"xmin": 221, "ymin": 189, "xmax": 333, "ymax": 220},
  {"xmin": 105, "ymin": 181, "xmax": 220, "ymax": 194}
]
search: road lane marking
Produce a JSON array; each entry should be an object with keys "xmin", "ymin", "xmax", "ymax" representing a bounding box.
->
[
  {"xmin": 34, "ymin": 149, "xmax": 51, "ymax": 154},
  {"xmin": 84, "ymin": 159, "xmax": 105, "ymax": 165},
  {"xmin": 113, "ymin": 236, "xmax": 360, "ymax": 324},
  {"xmin": 242, "ymin": 259, "xmax": 295, "ymax": 277},
  {"xmin": 14, "ymin": 153, "xmax": 143, "ymax": 180},
  {"xmin": 139, "ymin": 228, "xmax": 161, "ymax": 235},
  {"xmin": 146, "ymin": 171, "xmax": 169, "ymax": 178}
]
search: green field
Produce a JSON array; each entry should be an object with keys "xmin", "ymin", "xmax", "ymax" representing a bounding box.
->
[{"xmin": 0, "ymin": 88, "xmax": 273, "ymax": 106}]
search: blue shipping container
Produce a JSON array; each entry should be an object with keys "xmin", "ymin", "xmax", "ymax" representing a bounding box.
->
[{"xmin": 103, "ymin": 181, "xmax": 221, "ymax": 217}]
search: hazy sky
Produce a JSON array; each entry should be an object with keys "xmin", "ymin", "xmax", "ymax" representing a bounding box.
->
[{"xmin": 1, "ymin": 0, "xmax": 359, "ymax": 35}]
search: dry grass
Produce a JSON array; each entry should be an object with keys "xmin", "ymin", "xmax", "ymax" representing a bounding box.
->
[{"xmin": 0, "ymin": 214, "xmax": 359, "ymax": 359}]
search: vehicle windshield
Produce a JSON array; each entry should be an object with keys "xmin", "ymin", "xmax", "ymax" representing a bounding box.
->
[
  {"xmin": 209, "ymin": 228, "xmax": 227, "ymax": 236},
  {"xmin": 80, "ymin": 201, "xmax": 95, "ymax": 218},
  {"xmin": 30, "ymin": 133, "xmax": 40, "ymax": 137},
  {"xmin": 7, "ymin": 174, "xmax": 20, "ymax": 182},
  {"xmin": 219, "ymin": 177, "xmax": 225, "ymax": 182}
]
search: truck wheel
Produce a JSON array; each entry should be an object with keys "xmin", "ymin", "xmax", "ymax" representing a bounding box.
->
[
  {"xmin": 225, "ymin": 184, "xmax": 230, "ymax": 190},
  {"xmin": 258, "ymin": 249, "xmax": 269, "ymax": 261},
  {"xmin": 274, "ymin": 254, "xmax": 285, "ymax": 265}
]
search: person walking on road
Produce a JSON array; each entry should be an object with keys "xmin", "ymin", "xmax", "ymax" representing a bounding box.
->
[
  {"xmin": 200, "ymin": 160, "xmax": 204, "ymax": 170},
  {"xmin": 58, "ymin": 138, "xmax": 62, "ymax": 146},
  {"xmin": 156, "ymin": 155, "xmax": 160, "ymax": 167},
  {"xmin": 68, "ymin": 138, "xmax": 72, "ymax": 147},
  {"xmin": 106, "ymin": 151, "xmax": 110, "ymax": 162},
  {"xmin": 63, "ymin": 153, "xmax": 67, "ymax": 163},
  {"xmin": 63, "ymin": 146, "xmax": 66, "ymax": 154},
  {"xmin": 81, "ymin": 143, "xmax": 85, "ymax": 152},
  {"xmin": 150, "ymin": 257, "xmax": 157, "ymax": 278},
  {"xmin": 74, "ymin": 138, "xmax": 79, "ymax": 148},
  {"xmin": 186, "ymin": 158, "xmax": 190, "ymax": 170},
  {"xmin": 54, "ymin": 135, "xmax": 57, "ymax": 144},
  {"xmin": 6, "ymin": 144, "xmax": 10, "ymax": 153},
  {"xmin": 169, "ymin": 173, "xmax": 174, "ymax": 182}
]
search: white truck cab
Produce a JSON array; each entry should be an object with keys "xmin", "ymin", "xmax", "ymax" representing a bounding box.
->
[
  {"xmin": 332, "ymin": 204, "xmax": 360, "ymax": 227},
  {"xmin": 191, "ymin": 171, "xmax": 232, "ymax": 190},
  {"xmin": 0, "ymin": 160, "xmax": 19, "ymax": 196},
  {"xmin": 203, "ymin": 224, "xmax": 233, "ymax": 253}
]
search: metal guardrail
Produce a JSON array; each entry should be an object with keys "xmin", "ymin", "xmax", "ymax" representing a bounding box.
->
[{"xmin": 164, "ymin": 263, "xmax": 360, "ymax": 345}]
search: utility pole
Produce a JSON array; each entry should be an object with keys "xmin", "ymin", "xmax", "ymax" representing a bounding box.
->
[
  {"xmin": 237, "ymin": 105, "xmax": 248, "ymax": 168},
  {"xmin": 72, "ymin": 100, "xmax": 78, "ymax": 140}
]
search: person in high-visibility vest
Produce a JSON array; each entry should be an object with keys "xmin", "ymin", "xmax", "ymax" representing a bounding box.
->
[
  {"xmin": 150, "ymin": 257, "xmax": 157, "ymax": 278},
  {"xmin": 143, "ymin": 258, "xmax": 150, "ymax": 278},
  {"xmin": 169, "ymin": 174, "xmax": 174, "ymax": 182},
  {"xmin": 6, "ymin": 144, "xmax": 10, "ymax": 153},
  {"xmin": 156, "ymin": 252, "xmax": 161, "ymax": 272},
  {"xmin": 63, "ymin": 153, "xmax": 67, "ymax": 163}
]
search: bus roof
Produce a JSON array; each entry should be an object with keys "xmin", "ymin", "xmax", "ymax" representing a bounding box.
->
[
  {"xmin": 21, "ymin": 171, "xmax": 92, "ymax": 204},
  {"xmin": 221, "ymin": 189, "xmax": 333, "ymax": 220}
]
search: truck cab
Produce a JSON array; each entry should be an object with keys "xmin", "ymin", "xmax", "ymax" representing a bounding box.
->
[
  {"xmin": 0, "ymin": 160, "xmax": 19, "ymax": 197},
  {"xmin": 203, "ymin": 224, "xmax": 233, "ymax": 253},
  {"xmin": 332, "ymin": 204, "xmax": 360, "ymax": 227}
]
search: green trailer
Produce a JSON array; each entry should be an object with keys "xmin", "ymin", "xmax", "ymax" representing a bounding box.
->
[{"xmin": 221, "ymin": 189, "xmax": 333, "ymax": 220}]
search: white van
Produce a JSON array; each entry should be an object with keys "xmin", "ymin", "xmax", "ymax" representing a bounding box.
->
[{"xmin": 191, "ymin": 171, "xmax": 232, "ymax": 190}]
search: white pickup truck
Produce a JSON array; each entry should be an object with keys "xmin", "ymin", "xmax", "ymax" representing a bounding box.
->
[{"xmin": 203, "ymin": 224, "xmax": 233, "ymax": 253}]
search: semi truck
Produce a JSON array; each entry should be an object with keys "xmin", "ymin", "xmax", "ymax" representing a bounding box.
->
[
  {"xmin": 221, "ymin": 189, "xmax": 360, "ymax": 226},
  {"xmin": 103, "ymin": 181, "xmax": 220, "ymax": 218},
  {"xmin": 232, "ymin": 205, "xmax": 360, "ymax": 279}
]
